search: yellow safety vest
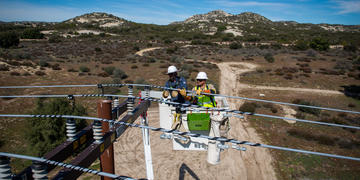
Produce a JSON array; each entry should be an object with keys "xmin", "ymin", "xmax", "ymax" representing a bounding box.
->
[{"xmin": 195, "ymin": 85, "xmax": 217, "ymax": 108}]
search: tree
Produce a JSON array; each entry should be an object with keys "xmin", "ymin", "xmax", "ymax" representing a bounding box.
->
[
  {"xmin": 26, "ymin": 98, "xmax": 87, "ymax": 156},
  {"xmin": 0, "ymin": 31, "xmax": 19, "ymax": 48}
]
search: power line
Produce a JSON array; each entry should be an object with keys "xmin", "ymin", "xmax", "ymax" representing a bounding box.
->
[
  {"xmin": 1, "ymin": 94, "xmax": 359, "ymax": 130},
  {"xmin": 0, "ymin": 152, "xmax": 134, "ymax": 180},
  {"xmin": 0, "ymin": 114, "xmax": 359, "ymax": 162},
  {"xmin": 1, "ymin": 83, "xmax": 359, "ymax": 115}
]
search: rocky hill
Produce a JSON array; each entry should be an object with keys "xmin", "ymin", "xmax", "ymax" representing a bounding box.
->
[
  {"xmin": 64, "ymin": 12, "xmax": 130, "ymax": 28},
  {"xmin": 170, "ymin": 10, "xmax": 359, "ymax": 37}
]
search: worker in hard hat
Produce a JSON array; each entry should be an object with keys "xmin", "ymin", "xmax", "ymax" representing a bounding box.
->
[
  {"xmin": 163, "ymin": 65, "xmax": 188, "ymax": 130},
  {"xmin": 186, "ymin": 72, "xmax": 217, "ymax": 107}
]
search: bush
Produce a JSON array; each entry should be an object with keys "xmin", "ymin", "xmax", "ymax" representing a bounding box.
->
[
  {"xmin": 51, "ymin": 64, "xmax": 61, "ymax": 70},
  {"xmin": 67, "ymin": 68, "xmax": 78, "ymax": 72},
  {"xmin": 26, "ymin": 98, "xmax": 87, "ymax": 156},
  {"xmin": 134, "ymin": 78, "xmax": 148, "ymax": 89},
  {"xmin": 133, "ymin": 46, "xmax": 140, "ymax": 51},
  {"xmin": 0, "ymin": 64, "xmax": 9, "ymax": 71},
  {"xmin": 35, "ymin": 71, "xmax": 46, "ymax": 76},
  {"xmin": 271, "ymin": 107, "xmax": 278, "ymax": 113},
  {"xmin": 113, "ymin": 69, "xmax": 128, "ymax": 79},
  {"xmin": 292, "ymin": 99, "xmax": 320, "ymax": 116},
  {"xmin": 98, "ymin": 72, "xmax": 109, "ymax": 77},
  {"xmin": 229, "ymin": 42, "xmax": 242, "ymax": 49},
  {"xmin": 343, "ymin": 44, "xmax": 357, "ymax": 52},
  {"xmin": 21, "ymin": 28, "xmax": 44, "ymax": 39},
  {"xmin": 264, "ymin": 53, "xmax": 275, "ymax": 63},
  {"xmin": 179, "ymin": 70, "xmax": 190, "ymax": 79},
  {"xmin": 131, "ymin": 65, "xmax": 138, "ymax": 69},
  {"xmin": 309, "ymin": 38, "xmax": 329, "ymax": 51},
  {"xmin": 48, "ymin": 35, "xmax": 62, "ymax": 43},
  {"xmin": 10, "ymin": 71, "xmax": 20, "ymax": 76},
  {"xmin": 239, "ymin": 102, "xmax": 258, "ymax": 113},
  {"xmin": 103, "ymin": 66, "xmax": 116, "ymax": 75},
  {"xmin": 38, "ymin": 59, "xmax": 48, "ymax": 67},
  {"xmin": 94, "ymin": 47, "xmax": 102, "ymax": 52},
  {"xmin": 79, "ymin": 66, "xmax": 90, "ymax": 72},
  {"xmin": 23, "ymin": 72, "xmax": 31, "ymax": 76},
  {"xmin": 293, "ymin": 40, "xmax": 309, "ymax": 51},
  {"xmin": 0, "ymin": 31, "xmax": 19, "ymax": 48}
]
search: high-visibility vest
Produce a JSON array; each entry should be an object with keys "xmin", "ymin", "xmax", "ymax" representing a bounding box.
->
[{"xmin": 195, "ymin": 85, "xmax": 217, "ymax": 108}]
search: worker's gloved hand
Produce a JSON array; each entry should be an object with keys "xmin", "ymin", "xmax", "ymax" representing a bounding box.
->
[
  {"xmin": 179, "ymin": 88, "xmax": 187, "ymax": 97},
  {"xmin": 162, "ymin": 91, "xmax": 169, "ymax": 98},
  {"xmin": 196, "ymin": 89, "xmax": 202, "ymax": 95},
  {"xmin": 203, "ymin": 89, "xmax": 211, "ymax": 94},
  {"xmin": 171, "ymin": 90, "xmax": 178, "ymax": 98}
]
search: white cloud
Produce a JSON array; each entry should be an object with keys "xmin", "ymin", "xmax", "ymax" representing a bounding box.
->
[{"xmin": 333, "ymin": 0, "xmax": 360, "ymax": 14}]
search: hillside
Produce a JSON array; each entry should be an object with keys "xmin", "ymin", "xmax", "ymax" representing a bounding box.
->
[{"xmin": 2, "ymin": 11, "xmax": 360, "ymax": 46}]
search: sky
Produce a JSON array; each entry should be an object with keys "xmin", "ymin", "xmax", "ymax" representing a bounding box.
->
[{"xmin": 0, "ymin": 0, "xmax": 359, "ymax": 25}]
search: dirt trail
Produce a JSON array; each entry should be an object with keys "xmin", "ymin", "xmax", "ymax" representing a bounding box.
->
[
  {"xmin": 217, "ymin": 62, "xmax": 277, "ymax": 179},
  {"xmin": 230, "ymin": 62, "xmax": 342, "ymax": 95},
  {"xmin": 135, "ymin": 47, "xmax": 162, "ymax": 56}
]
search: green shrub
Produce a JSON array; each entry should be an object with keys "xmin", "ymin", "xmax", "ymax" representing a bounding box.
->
[
  {"xmin": 239, "ymin": 102, "xmax": 258, "ymax": 113},
  {"xmin": 134, "ymin": 78, "xmax": 148, "ymax": 89},
  {"xmin": 10, "ymin": 71, "xmax": 20, "ymax": 76},
  {"xmin": 48, "ymin": 35, "xmax": 62, "ymax": 43},
  {"xmin": 133, "ymin": 46, "xmax": 140, "ymax": 51},
  {"xmin": 79, "ymin": 66, "xmax": 90, "ymax": 72},
  {"xmin": 51, "ymin": 64, "xmax": 61, "ymax": 70},
  {"xmin": 0, "ymin": 64, "xmax": 9, "ymax": 71},
  {"xmin": 113, "ymin": 69, "xmax": 128, "ymax": 79},
  {"xmin": 39, "ymin": 59, "xmax": 49, "ymax": 67},
  {"xmin": 94, "ymin": 47, "xmax": 102, "ymax": 52},
  {"xmin": 343, "ymin": 44, "xmax": 357, "ymax": 52},
  {"xmin": 35, "ymin": 71, "xmax": 46, "ymax": 76},
  {"xmin": 98, "ymin": 72, "xmax": 109, "ymax": 77},
  {"xmin": 26, "ymin": 98, "xmax": 87, "ymax": 156},
  {"xmin": 292, "ymin": 99, "xmax": 321, "ymax": 116},
  {"xmin": 0, "ymin": 31, "xmax": 19, "ymax": 48},
  {"xmin": 293, "ymin": 40, "xmax": 309, "ymax": 51},
  {"xmin": 21, "ymin": 28, "xmax": 44, "ymax": 39},
  {"xmin": 229, "ymin": 42, "xmax": 242, "ymax": 49},
  {"xmin": 67, "ymin": 68, "xmax": 78, "ymax": 72},
  {"xmin": 309, "ymin": 38, "xmax": 329, "ymax": 51},
  {"xmin": 103, "ymin": 66, "xmax": 116, "ymax": 75},
  {"xmin": 131, "ymin": 65, "xmax": 138, "ymax": 69},
  {"xmin": 179, "ymin": 70, "xmax": 190, "ymax": 79},
  {"xmin": 264, "ymin": 53, "xmax": 275, "ymax": 63}
]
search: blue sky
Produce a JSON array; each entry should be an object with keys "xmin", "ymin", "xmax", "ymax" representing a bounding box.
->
[{"xmin": 0, "ymin": 0, "xmax": 359, "ymax": 25}]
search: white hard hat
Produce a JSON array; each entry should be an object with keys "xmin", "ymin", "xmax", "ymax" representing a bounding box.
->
[
  {"xmin": 167, "ymin": 65, "xmax": 178, "ymax": 74},
  {"xmin": 196, "ymin": 72, "xmax": 208, "ymax": 80}
]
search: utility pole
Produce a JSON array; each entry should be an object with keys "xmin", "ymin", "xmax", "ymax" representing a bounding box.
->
[{"xmin": 97, "ymin": 100, "xmax": 114, "ymax": 180}]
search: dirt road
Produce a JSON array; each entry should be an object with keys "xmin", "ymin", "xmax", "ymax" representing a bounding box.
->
[
  {"xmin": 135, "ymin": 47, "xmax": 162, "ymax": 56},
  {"xmin": 217, "ymin": 62, "xmax": 277, "ymax": 179}
]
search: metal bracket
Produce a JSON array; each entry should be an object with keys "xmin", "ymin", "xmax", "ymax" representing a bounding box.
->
[{"xmin": 97, "ymin": 84, "xmax": 104, "ymax": 95}]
